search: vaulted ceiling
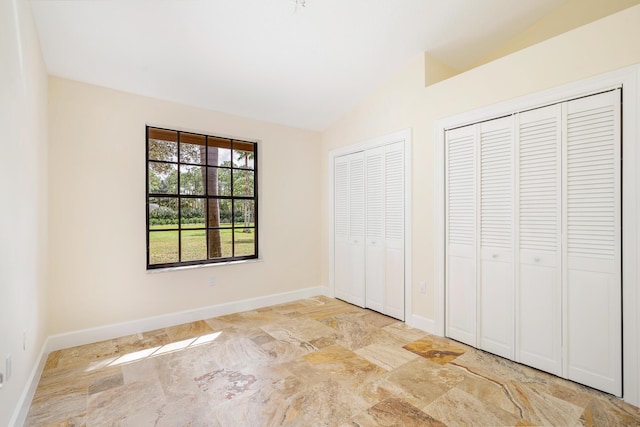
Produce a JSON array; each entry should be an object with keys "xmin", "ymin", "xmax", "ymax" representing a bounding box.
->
[{"xmin": 30, "ymin": 0, "xmax": 566, "ymax": 130}]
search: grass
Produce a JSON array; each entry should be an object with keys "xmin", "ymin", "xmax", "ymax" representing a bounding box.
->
[{"xmin": 149, "ymin": 224, "xmax": 255, "ymax": 264}]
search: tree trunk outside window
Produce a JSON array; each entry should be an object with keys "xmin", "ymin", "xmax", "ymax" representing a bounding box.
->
[{"xmin": 203, "ymin": 146, "xmax": 222, "ymax": 257}]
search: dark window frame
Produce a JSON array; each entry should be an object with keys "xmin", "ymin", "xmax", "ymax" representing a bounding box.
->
[{"xmin": 146, "ymin": 126, "xmax": 258, "ymax": 269}]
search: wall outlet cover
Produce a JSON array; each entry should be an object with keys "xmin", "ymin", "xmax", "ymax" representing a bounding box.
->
[
  {"xmin": 6, "ymin": 354, "xmax": 11, "ymax": 382},
  {"xmin": 419, "ymin": 280, "xmax": 426, "ymax": 294}
]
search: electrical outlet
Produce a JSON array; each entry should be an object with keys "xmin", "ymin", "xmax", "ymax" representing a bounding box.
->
[
  {"xmin": 5, "ymin": 355, "xmax": 11, "ymax": 382},
  {"xmin": 419, "ymin": 280, "xmax": 426, "ymax": 294},
  {"xmin": 208, "ymin": 276, "xmax": 216, "ymax": 287}
]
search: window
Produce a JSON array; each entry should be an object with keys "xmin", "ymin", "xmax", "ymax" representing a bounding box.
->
[{"xmin": 146, "ymin": 126, "xmax": 258, "ymax": 269}]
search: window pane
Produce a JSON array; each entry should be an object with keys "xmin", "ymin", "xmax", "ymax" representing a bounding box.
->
[
  {"xmin": 233, "ymin": 142, "xmax": 255, "ymax": 169},
  {"xmin": 233, "ymin": 170, "xmax": 254, "ymax": 196},
  {"xmin": 208, "ymin": 199, "xmax": 232, "ymax": 228},
  {"xmin": 180, "ymin": 165, "xmax": 205, "ymax": 195},
  {"xmin": 180, "ymin": 198, "xmax": 205, "ymax": 229},
  {"xmin": 207, "ymin": 167, "xmax": 231, "ymax": 196},
  {"xmin": 149, "ymin": 197, "xmax": 178, "ymax": 229},
  {"xmin": 180, "ymin": 133, "xmax": 206, "ymax": 164},
  {"xmin": 181, "ymin": 229, "xmax": 206, "ymax": 261},
  {"xmin": 234, "ymin": 228, "xmax": 255, "ymax": 257},
  {"xmin": 149, "ymin": 231, "xmax": 179, "ymax": 264},
  {"xmin": 234, "ymin": 200, "xmax": 255, "ymax": 226},
  {"xmin": 149, "ymin": 162, "xmax": 178, "ymax": 194},
  {"xmin": 208, "ymin": 229, "xmax": 232, "ymax": 259},
  {"xmin": 147, "ymin": 127, "xmax": 258, "ymax": 268},
  {"xmin": 207, "ymin": 138, "xmax": 232, "ymax": 167},
  {"xmin": 148, "ymin": 129, "xmax": 178, "ymax": 162}
]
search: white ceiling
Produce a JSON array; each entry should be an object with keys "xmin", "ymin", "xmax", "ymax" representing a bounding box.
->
[{"xmin": 30, "ymin": 0, "xmax": 565, "ymax": 131}]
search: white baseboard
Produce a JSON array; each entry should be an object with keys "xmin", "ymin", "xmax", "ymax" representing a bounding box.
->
[
  {"xmin": 408, "ymin": 314, "xmax": 436, "ymax": 334},
  {"xmin": 9, "ymin": 339, "xmax": 49, "ymax": 427},
  {"xmin": 12, "ymin": 286, "xmax": 328, "ymax": 426},
  {"xmin": 47, "ymin": 286, "xmax": 328, "ymax": 352}
]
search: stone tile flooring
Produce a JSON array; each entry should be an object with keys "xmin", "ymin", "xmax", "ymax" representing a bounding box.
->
[{"xmin": 25, "ymin": 296, "xmax": 640, "ymax": 426}]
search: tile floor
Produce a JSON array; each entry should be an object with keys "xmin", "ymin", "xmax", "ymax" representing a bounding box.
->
[{"xmin": 25, "ymin": 296, "xmax": 640, "ymax": 426}]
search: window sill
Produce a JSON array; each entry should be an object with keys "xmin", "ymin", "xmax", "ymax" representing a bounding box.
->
[{"xmin": 146, "ymin": 257, "xmax": 262, "ymax": 274}]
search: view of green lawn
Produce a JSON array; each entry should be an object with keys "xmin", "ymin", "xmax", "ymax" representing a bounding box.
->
[
  {"xmin": 149, "ymin": 224, "xmax": 255, "ymax": 264},
  {"xmin": 147, "ymin": 135, "xmax": 257, "ymax": 266}
]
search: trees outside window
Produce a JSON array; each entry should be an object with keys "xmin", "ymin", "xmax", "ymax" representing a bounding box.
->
[{"xmin": 146, "ymin": 127, "xmax": 258, "ymax": 268}]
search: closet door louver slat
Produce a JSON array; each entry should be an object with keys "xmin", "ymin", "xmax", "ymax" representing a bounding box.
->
[
  {"xmin": 365, "ymin": 152, "xmax": 383, "ymax": 240},
  {"xmin": 447, "ymin": 133, "xmax": 476, "ymax": 247},
  {"xmin": 334, "ymin": 161, "xmax": 348, "ymax": 238},
  {"xmin": 519, "ymin": 118, "xmax": 558, "ymax": 251},
  {"xmin": 385, "ymin": 147, "xmax": 404, "ymax": 241},
  {"xmin": 349, "ymin": 156, "xmax": 365, "ymax": 239}
]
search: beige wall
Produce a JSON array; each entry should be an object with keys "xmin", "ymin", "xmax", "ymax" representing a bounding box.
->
[
  {"xmin": 424, "ymin": 53, "xmax": 460, "ymax": 86},
  {"xmin": 0, "ymin": 0, "xmax": 49, "ymax": 424},
  {"xmin": 321, "ymin": 5, "xmax": 640, "ymax": 321},
  {"xmin": 47, "ymin": 77, "xmax": 322, "ymax": 334},
  {"xmin": 474, "ymin": 0, "xmax": 640, "ymax": 67},
  {"xmin": 4, "ymin": 0, "xmax": 638, "ymax": 422}
]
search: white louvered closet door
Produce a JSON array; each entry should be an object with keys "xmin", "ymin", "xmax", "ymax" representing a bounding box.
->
[
  {"xmin": 444, "ymin": 90, "xmax": 622, "ymax": 396},
  {"xmin": 564, "ymin": 90, "xmax": 621, "ymax": 395},
  {"xmin": 365, "ymin": 143, "xmax": 405, "ymax": 320},
  {"xmin": 334, "ymin": 152, "xmax": 366, "ymax": 307},
  {"xmin": 365, "ymin": 147, "xmax": 385, "ymax": 314},
  {"xmin": 446, "ymin": 124, "xmax": 477, "ymax": 346},
  {"xmin": 334, "ymin": 155, "xmax": 350, "ymax": 303},
  {"xmin": 478, "ymin": 117, "xmax": 514, "ymax": 359},
  {"xmin": 383, "ymin": 142, "xmax": 405, "ymax": 320},
  {"xmin": 516, "ymin": 104, "xmax": 563, "ymax": 376}
]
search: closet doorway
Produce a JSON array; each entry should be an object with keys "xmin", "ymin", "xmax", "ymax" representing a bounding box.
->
[
  {"xmin": 329, "ymin": 129, "xmax": 412, "ymax": 321},
  {"xmin": 444, "ymin": 90, "xmax": 622, "ymax": 395}
]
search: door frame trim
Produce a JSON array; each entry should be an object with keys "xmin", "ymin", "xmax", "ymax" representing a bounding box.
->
[
  {"xmin": 434, "ymin": 65, "xmax": 640, "ymax": 406},
  {"xmin": 328, "ymin": 128, "xmax": 412, "ymax": 322}
]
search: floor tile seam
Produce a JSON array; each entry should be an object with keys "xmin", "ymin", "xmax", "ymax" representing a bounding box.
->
[
  {"xmin": 419, "ymin": 387, "xmax": 513, "ymax": 426},
  {"xmin": 30, "ymin": 385, "xmax": 100, "ymax": 404},
  {"xmin": 363, "ymin": 357, "xmax": 414, "ymax": 374},
  {"xmin": 409, "ymin": 396, "xmax": 449, "ymax": 426},
  {"xmin": 448, "ymin": 360, "xmax": 526, "ymax": 419},
  {"xmin": 25, "ymin": 398, "xmax": 89, "ymax": 424}
]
